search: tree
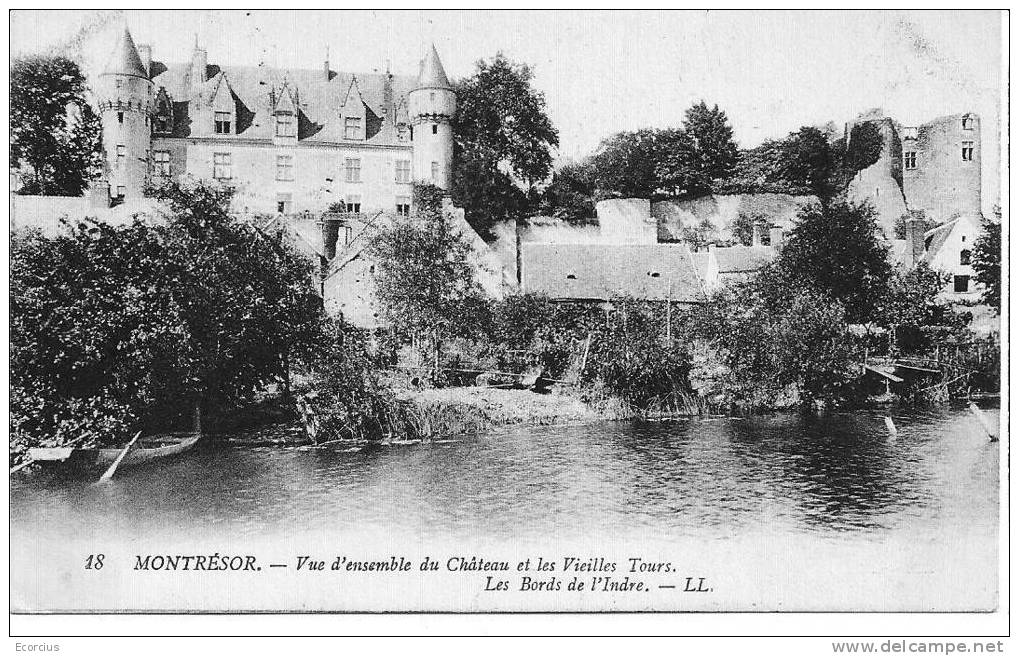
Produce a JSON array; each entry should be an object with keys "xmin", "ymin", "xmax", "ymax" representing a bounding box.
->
[
  {"xmin": 692, "ymin": 268, "xmax": 854, "ymax": 409},
  {"xmin": 681, "ymin": 101, "xmax": 738, "ymax": 183},
  {"xmin": 539, "ymin": 161, "xmax": 596, "ymax": 224},
  {"xmin": 972, "ymin": 212, "xmax": 1002, "ymax": 312},
  {"xmin": 776, "ymin": 126, "xmax": 839, "ymax": 199},
  {"xmin": 777, "ymin": 200, "xmax": 892, "ymax": 324},
  {"xmin": 877, "ymin": 262, "xmax": 965, "ymax": 352},
  {"xmin": 892, "ymin": 209, "xmax": 936, "ymax": 240},
  {"xmin": 452, "ymin": 53, "xmax": 559, "ymax": 236},
  {"xmin": 368, "ymin": 184, "xmax": 489, "ymax": 362},
  {"xmin": 11, "ymin": 56, "xmax": 103, "ymax": 196},
  {"xmin": 10, "ymin": 181, "xmax": 324, "ymax": 455},
  {"xmin": 590, "ymin": 129, "xmax": 665, "ymax": 198}
]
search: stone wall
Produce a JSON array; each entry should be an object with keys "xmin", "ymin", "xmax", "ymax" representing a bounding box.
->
[
  {"xmin": 845, "ymin": 117, "xmax": 908, "ymax": 236},
  {"xmin": 652, "ymin": 193, "xmax": 818, "ymax": 242}
]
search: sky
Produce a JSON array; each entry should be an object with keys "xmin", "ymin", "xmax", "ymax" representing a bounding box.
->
[{"xmin": 10, "ymin": 9, "xmax": 1005, "ymax": 210}]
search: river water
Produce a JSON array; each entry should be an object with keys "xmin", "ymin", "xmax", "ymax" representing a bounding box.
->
[{"xmin": 10, "ymin": 405, "xmax": 999, "ymax": 612}]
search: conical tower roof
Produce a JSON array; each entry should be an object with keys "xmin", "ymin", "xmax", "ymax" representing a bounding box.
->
[
  {"xmin": 102, "ymin": 26, "xmax": 148, "ymax": 79},
  {"xmin": 416, "ymin": 44, "xmax": 451, "ymax": 90}
]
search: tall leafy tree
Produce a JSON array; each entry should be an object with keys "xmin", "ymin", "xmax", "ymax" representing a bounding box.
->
[
  {"xmin": 368, "ymin": 184, "xmax": 489, "ymax": 357},
  {"xmin": 776, "ymin": 126, "xmax": 839, "ymax": 199},
  {"xmin": 452, "ymin": 53, "xmax": 559, "ymax": 236},
  {"xmin": 972, "ymin": 212, "xmax": 1002, "ymax": 312},
  {"xmin": 777, "ymin": 200, "xmax": 892, "ymax": 324},
  {"xmin": 590, "ymin": 129, "xmax": 666, "ymax": 198},
  {"xmin": 11, "ymin": 55, "xmax": 103, "ymax": 196},
  {"xmin": 681, "ymin": 101, "xmax": 738, "ymax": 183}
]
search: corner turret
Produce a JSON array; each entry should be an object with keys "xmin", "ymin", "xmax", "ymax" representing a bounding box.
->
[
  {"xmin": 97, "ymin": 25, "xmax": 154, "ymax": 201},
  {"xmin": 408, "ymin": 44, "xmax": 456, "ymax": 190}
]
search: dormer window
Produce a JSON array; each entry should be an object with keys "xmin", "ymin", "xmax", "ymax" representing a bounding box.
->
[
  {"xmin": 962, "ymin": 115, "xmax": 974, "ymax": 130},
  {"xmin": 155, "ymin": 114, "xmax": 171, "ymax": 133},
  {"xmin": 275, "ymin": 112, "xmax": 296, "ymax": 138},
  {"xmin": 344, "ymin": 117, "xmax": 362, "ymax": 140},
  {"xmin": 214, "ymin": 111, "xmax": 232, "ymax": 135}
]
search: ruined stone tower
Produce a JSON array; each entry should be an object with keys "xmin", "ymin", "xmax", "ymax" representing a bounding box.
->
[
  {"xmin": 408, "ymin": 44, "xmax": 456, "ymax": 190},
  {"xmin": 97, "ymin": 25, "xmax": 153, "ymax": 201},
  {"xmin": 901, "ymin": 113, "xmax": 982, "ymax": 222}
]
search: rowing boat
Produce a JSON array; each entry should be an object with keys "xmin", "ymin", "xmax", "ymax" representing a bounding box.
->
[{"xmin": 27, "ymin": 433, "xmax": 201, "ymax": 469}]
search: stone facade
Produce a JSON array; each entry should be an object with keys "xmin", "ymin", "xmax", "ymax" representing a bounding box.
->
[
  {"xmin": 901, "ymin": 113, "xmax": 982, "ymax": 222},
  {"xmin": 94, "ymin": 27, "xmax": 454, "ymax": 215}
]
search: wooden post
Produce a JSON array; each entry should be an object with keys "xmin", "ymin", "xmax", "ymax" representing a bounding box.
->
[
  {"xmin": 884, "ymin": 416, "xmax": 898, "ymax": 437},
  {"xmin": 968, "ymin": 402, "xmax": 998, "ymax": 441},
  {"xmin": 193, "ymin": 398, "xmax": 202, "ymax": 435}
]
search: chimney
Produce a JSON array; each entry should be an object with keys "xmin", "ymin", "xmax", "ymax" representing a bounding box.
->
[
  {"xmin": 383, "ymin": 67, "xmax": 394, "ymax": 121},
  {"xmin": 137, "ymin": 44, "xmax": 152, "ymax": 78},
  {"xmin": 769, "ymin": 226, "xmax": 784, "ymax": 250},
  {"xmin": 752, "ymin": 222, "xmax": 767, "ymax": 247},
  {"xmin": 190, "ymin": 40, "xmax": 208, "ymax": 91},
  {"xmin": 323, "ymin": 46, "xmax": 330, "ymax": 82},
  {"xmin": 907, "ymin": 218, "xmax": 926, "ymax": 266}
]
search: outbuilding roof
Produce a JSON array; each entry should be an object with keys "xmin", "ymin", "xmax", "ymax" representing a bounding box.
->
[{"xmin": 521, "ymin": 244, "xmax": 706, "ymax": 303}]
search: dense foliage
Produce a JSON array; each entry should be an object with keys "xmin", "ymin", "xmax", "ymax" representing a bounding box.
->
[
  {"xmin": 972, "ymin": 213, "xmax": 1002, "ymax": 313},
  {"xmin": 10, "ymin": 182, "xmax": 324, "ymax": 458},
  {"xmin": 776, "ymin": 199, "xmax": 892, "ymax": 324},
  {"xmin": 368, "ymin": 185, "xmax": 489, "ymax": 354},
  {"xmin": 452, "ymin": 53, "xmax": 559, "ymax": 237},
  {"xmin": 692, "ymin": 268, "xmax": 856, "ymax": 410},
  {"xmin": 11, "ymin": 56, "xmax": 103, "ymax": 196}
]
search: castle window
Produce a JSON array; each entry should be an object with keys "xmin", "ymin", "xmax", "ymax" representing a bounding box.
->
[
  {"xmin": 431, "ymin": 161, "xmax": 439, "ymax": 181},
  {"xmin": 118, "ymin": 112, "xmax": 124, "ymax": 124},
  {"xmin": 395, "ymin": 160, "xmax": 411, "ymax": 183},
  {"xmin": 345, "ymin": 158, "xmax": 361, "ymax": 183},
  {"xmin": 962, "ymin": 141, "xmax": 974, "ymax": 161},
  {"xmin": 432, "ymin": 124, "xmax": 438, "ymax": 135},
  {"xmin": 115, "ymin": 79, "xmax": 123, "ymax": 89},
  {"xmin": 214, "ymin": 111, "xmax": 232, "ymax": 135},
  {"xmin": 276, "ymin": 155, "xmax": 294, "ymax": 181},
  {"xmin": 275, "ymin": 112, "xmax": 296, "ymax": 138},
  {"xmin": 960, "ymin": 249, "xmax": 971, "ymax": 266},
  {"xmin": 962, "ymin": 116, "xmax": 974, "ymax": 130},
  {"xmin": 152, "ymin": 150, "xmax": 171, "ymax": 177},
  {"xmin": 213, "ymin": 152, "xmax": 232, "ymax": 180},
  {"xmin": 116, "ymin": 144, "xmax": 126, "ymax": 168},
  {"xmin": 954, "ymin": 275, "xmax": 970, "ymax": 293},
  {"xmin": 344, "ymin": 117, "xmax": 362, "ymax": 140},
  {"xmin": 396, "ymin": 197, "xmax": 411, "ymax": 216},
  {"xmin": 345, "ymin": 195, "xmax": 361, "ymax": 214},
  {"xmin": 903, "ymin": 151, "xmax": 917, "ymax": 170}
]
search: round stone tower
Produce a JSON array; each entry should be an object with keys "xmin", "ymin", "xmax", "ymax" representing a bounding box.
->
[
  {"xmin": 97, "ymin": 26, "xmax": 153, "ymax": 201},
  {"xmin": 408, "ymin": 44, "xmax": 456, "ymax": 191}
]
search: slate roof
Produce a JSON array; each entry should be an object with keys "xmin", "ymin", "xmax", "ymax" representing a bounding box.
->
[
  {"xmin": 711, "ymin": 245, "xmax": 776, "ymax": 274},
  {"xmin": 922, "ymin": 219, "xmax": 957, "ymax": 263},
  {"xmin": 521, "ymin": 244, "xmax": 706, "ymax": 303},
  {"xmin": 150, "ymin": 62, "xmax": 417, "ymax": 145},
  {"xmin": 417, "ymin": 44, "xmax": 452, "ymax": 90},
  {"xmin": 103, "ymin": 27, "xmax": 149, "ymax": 79}
]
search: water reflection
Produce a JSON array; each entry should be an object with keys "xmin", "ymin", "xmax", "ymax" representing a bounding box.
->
[{"xmin": 11, "ymin": 408, "xmax": 998, "ymax": 545}]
